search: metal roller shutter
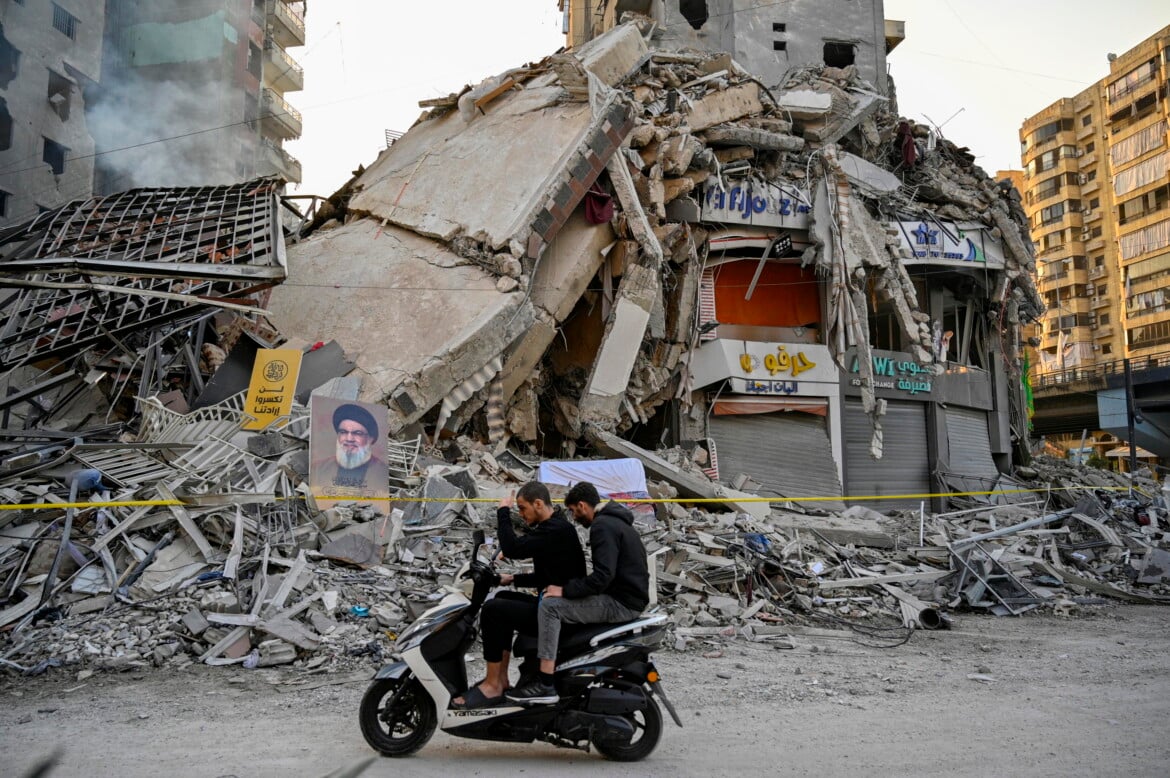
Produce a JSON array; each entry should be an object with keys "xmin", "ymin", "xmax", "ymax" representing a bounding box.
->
[
  {"xmin": 708, "ymin": 411, "xmax": 843, "ymax": 510},
  {"xmin": 844, "ymin": 399, "xmax": 929, "ymax": 511},
  {"xmin": 942, "ymin": 406, "xmax": 1000, "ymax": 492}
]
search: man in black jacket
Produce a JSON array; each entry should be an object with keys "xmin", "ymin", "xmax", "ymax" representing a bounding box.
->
[
  {"xmin": 506, "ymin": 481, "xmax": 649, "ymax": 705},
  {"xmin": 452, "ymin": 481, "xmax": 585, "ymax": 708}
]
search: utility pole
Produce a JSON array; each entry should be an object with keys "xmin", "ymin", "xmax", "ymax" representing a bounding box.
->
[{"xmin": 1124, "ymin": 357, "xmax": 1137, "ymax": 491}]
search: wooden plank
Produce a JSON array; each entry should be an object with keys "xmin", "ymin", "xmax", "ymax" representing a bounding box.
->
[
  {"xmin": 157, "ymin": 484, "xmax": 216, "ymax": 562},
  {"xmin": 90, "ymin": 504, "xmax": 153, "ymax": 553},
  {"xmin": 817, "ymin": 569, "xmax": 952, "ymax": 591},
  {"xmin": 267, "ymin": 550, "xmax": 306, "ymax": 614},
  {"xmin": 473, "ymin": 78, "xmax": 517, "ymax": 112},
  {"xmin": 223, "ymin": 508, "xmax": 243, "ymax": 580}
]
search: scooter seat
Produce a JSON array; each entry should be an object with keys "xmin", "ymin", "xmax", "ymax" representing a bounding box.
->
[{"xmin": 512, "ymin": 621, "xmax": 625, "ymax": 661}]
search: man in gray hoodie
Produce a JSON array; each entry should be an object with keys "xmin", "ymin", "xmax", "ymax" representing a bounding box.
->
[{"xmin": 505, "ymin": 481, "xmax": 650, "ymax": 705}]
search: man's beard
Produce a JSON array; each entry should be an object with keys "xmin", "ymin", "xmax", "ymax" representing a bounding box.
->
[{"xmin": 336, "ymin": 441, "xmax": 373, "ymax": 470}]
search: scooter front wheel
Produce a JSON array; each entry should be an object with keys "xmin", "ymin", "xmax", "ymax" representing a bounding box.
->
[{"xmin": 359, "ymin": 677, "xmax": 437, "ymax": 757}]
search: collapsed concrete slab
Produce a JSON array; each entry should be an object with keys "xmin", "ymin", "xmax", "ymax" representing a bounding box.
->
[{"xmin": 265, "ymin": 220, "xmax": 531, "ymax": 432}]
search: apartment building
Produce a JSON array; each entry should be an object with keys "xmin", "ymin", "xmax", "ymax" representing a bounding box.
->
[
  {"xmin": 1019, "ymin": 26, "xmax": 1170, "ymax": 378},
  {"xmin": 95, "ymin": 0, "xmax": 305, "ymax": 192},
  {"xmin": 0, "ymin": 0, "xmax": 105, "ymax": 226}
]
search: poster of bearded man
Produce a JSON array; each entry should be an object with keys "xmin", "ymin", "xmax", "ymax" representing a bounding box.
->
[{"xmin": 309, "ymin": 396, "xmax": 390, "ymax": 514}]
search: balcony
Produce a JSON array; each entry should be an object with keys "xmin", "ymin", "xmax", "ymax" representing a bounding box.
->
[
  {"xmin": 1076, "ymin": 122, "xmax": 1095, "ymax": 140},
  {"xmin": 1091, "ymin": 295, "xmax": 1111, "ymax": 309},
  {"xmin": 259, "ymin": 138, "xmax": 302, "ymax": 183},
  {"xmin": 269, "ymin": 0, "xmax": 305, "ymax": 48},
  {"xmin": 1081, "ymin": 177, "xmax": 1099, "ymax": 195},
  {"xmin": 1093, "ymin": 324, "xmax": 1114, "ymax": 338},
  {"xmin": 265, "ymin": 37, "xmax": 304, "ymax": 92},
  {"xmin": 1079, "ymin": 152, "xmax": 1097, "ymax": 168},
  {"xmin": 1088, "ymin": 237, "xmax": 1106, "ymax": 251},
  {"xmin": 260, "ymin": 88, "xmax": 302, "ymax": 140},
  {"xmin": 1089, "ymin": 264, "xmax": 1108, "ymax": 279}
]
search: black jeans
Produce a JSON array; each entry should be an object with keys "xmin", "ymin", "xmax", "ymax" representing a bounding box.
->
[{"xmin": 480, "ymin": 591, "xmax": 538, "ymax": 663}]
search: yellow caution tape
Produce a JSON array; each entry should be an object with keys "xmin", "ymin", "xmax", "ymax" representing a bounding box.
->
[{"xmin": 0, "ymin": 484, "xmax": 1142, "ymax": 512}]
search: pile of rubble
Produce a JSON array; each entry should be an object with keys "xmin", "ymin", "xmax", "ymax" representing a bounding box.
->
[
  {"xmin": 1, "ymin": 21, "xmax": 1165, "ymax": 679},
  {"xmin": 3, "ymin": 403, "xmax": 1168, "ymax": 676}
]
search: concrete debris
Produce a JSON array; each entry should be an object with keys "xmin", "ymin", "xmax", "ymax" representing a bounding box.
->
[{"xmin": 1, "ymin": 22, "xmax": 1166, "ymax": 681}]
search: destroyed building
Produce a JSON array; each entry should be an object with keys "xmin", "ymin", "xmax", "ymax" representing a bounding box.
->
[
  {"xmin": 3, "ymin": 12, "xmax": 1170, "ymax": 679},
  {"xmin": 264, "ymin": 16, "xmax": 1043, "ymax": 512}
]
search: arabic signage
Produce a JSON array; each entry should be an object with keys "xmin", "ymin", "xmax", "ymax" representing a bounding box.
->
[
  {"xmin": 891, "ymin": 220, "xmax": 1005, "ymax": 269},
  {"xmin": 691, "ymin": 340, "xmax": 837, "ymax": 396},
  {"xmin": 849, "ymin": 353, "xmax": 934, "ymax": 395},
  {"xmin": 242, "ymin": 348, "xmax": 302, "ymax": 430},
  {"xmin": 701, "ymin": 182, "xmax": 811, "ymax": 229}
]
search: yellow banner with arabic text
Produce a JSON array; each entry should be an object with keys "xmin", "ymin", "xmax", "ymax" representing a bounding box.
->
[{"xmin": 242, "ymin": 348, "xmax": 302, "ymax": 430}]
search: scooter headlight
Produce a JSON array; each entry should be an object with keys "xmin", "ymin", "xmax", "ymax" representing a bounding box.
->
[{"xmin": 395, "ymin": 602, "xmax": 465, "ymax": 652}]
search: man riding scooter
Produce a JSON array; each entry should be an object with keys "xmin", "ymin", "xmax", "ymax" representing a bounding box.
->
[
  {"xmin": 451, "ymin": 481, "xmax": 585, "ymax": 709},
  {"xmin": 506, "ymin": 481, "xmax": 650, "ymax": 705}
]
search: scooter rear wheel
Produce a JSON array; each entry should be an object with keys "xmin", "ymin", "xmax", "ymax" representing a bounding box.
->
[
  {"xmin": 593, "ymin": 694, "xmax": 663, "ymax": 762},
  {"xmin": 359, "ymin": 677, "xmax": 437, "ymax": 757}
]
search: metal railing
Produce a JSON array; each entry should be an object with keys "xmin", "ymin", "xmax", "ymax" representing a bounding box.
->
[
  {"xmin": 1031, "ymin": 348, "xmax": 1170, "ymax": 389},
  {"xmin": 262, "ymin": 88, "xmax": 302, "ymax": 127},
  {"xmin": 265, "ymin": 37, "xmax": 304, "ymax": 82},
  {"xmin": 272, "ymin": 0, "xmax": 305, "ymax": 37}
]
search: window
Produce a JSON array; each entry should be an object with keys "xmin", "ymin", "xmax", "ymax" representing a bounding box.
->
[
  {"xmin": 1102, "ymin": 344, "xmax": 1112, "ymax": 354},
  {"xmin": 0, "ymin": 189, "xmax": 8, "ymax": 218},
  {"xmin": 823, "ymin": 41, "xmax": 855, "ymax": 68},
  {"xmin": 1086, "ymin": 170, "xmax": 1097, "ymax": 182},
  {"xmin": 772, "ymin": 23, "xmax": 786, "ymax": 32},
  {"xmin": 47, "ymin": 69, "xmax": 71, "ymax": 120},
  {"xmin": 679, "ymin": 0, "xmax": 708, "ymax": 30},
  {"xmin": 1090, "ymin": 197, "xmax": 1100, "ymax": 209},
  {"xmin": 247, "ymin": 41, "xmax": 262, "ymax": 79},
  {"xmin": 42, "ymin": 137, "xmax": 67, "ymax": 174},
  {"xmin": 774, "ymin": 41, "xmax": 787, "ymax": 51},
  {"xmin": 1100, "ymin": 313, "xmax": 1110, "ymax": 325},
  {"xmin": 1082, "ymin": 114, "xmax": 1092, "ymax": 126},
  {"xmin": 0, "ymin": 98, "xmax": 11, "ymax": 151},
  {"xmin": 0, "ymin": 25, "xmax": 19, "ymax": 89},
  {"xmin": 1093, "ymin": 255, "xmax": 1104, "ymax": 267},
  {"xmin": 1085, "ymin": 141, "xmax": 1094, "ymax": 153},
  {"xmin": 1090, "ymin": 226, "xmax": 1102, "ymax": 238},
  {"xmin": 52, "ymin": 3, "xmax": 78, "ymax": 40}
]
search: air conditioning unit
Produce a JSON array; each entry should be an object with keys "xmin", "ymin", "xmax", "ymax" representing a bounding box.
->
[
  {"xmin": 1082, "ymin": 207, "xmax": 1092, "ymax": 216},
  {"xmin": 1078, "ymin": 173, "xmax": 1088, "ymax": 184},
  {"xmin": 1076, "ymin": 148, "xmax": 1084, "ymax": 157},
  {"xmin": 1086, "ymin": 284, "xmax": 1095, "ymax": 295},
  {"xmin": 1092, "ymin": 344, "xmax": 1101, "ymax": 351}
]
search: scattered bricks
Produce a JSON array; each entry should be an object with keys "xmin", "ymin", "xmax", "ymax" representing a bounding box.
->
[
  {"xmin": 181, "ymin": 609, "xmax": 210, "ymax": 637},
  {"xmin": 256, "ymin": 639, "xmax": 296, "ymax": 667}
]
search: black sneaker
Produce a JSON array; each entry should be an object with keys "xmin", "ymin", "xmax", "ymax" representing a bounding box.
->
[{"xmin": 505, "ymin": 680, "xmax": 559, "ymax": 705}]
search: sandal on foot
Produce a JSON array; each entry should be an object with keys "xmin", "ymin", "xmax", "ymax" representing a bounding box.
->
[{"xmin": 450, "ymin": 684, "xmax": 505, "ymax": 709}]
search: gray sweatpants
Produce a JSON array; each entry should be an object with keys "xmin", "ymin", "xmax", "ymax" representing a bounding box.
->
[{"xmin": 537, "ymin": 594, "xmax": 641, "ymax": 661}]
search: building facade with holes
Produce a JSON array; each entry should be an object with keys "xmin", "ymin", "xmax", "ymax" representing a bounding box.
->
[{"xmin": 0, "ymin": 0, "xmax": 105, "ymax": 226}]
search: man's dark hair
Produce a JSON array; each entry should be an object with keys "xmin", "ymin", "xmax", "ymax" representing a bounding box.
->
[
  {"xmin": 517, "ymin": 481, "xmax": 552, "ymax": 507},
  {"xmin": 564, "ymin": 481, "xmax": 600, "ymax": 508}
]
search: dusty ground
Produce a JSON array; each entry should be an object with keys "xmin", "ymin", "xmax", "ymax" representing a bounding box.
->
[{"xmin": 3, "ymin": 604, "xmax": 1169, "ymax": 777}]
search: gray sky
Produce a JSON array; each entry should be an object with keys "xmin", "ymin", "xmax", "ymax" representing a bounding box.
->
[{"xmin": 286, "ymin": 1, "xmax": 1170, "ymax": 197}]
